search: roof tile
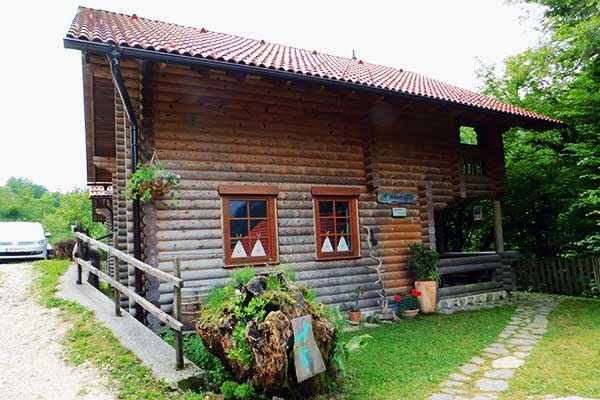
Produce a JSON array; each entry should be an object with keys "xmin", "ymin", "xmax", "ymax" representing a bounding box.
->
[{"xmin": 66, "ymin": 7, "xmax": 561, "ymax": 125}]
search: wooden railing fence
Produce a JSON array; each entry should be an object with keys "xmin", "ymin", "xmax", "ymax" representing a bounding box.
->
[
  {"xmin": 74, "ymin": 231, "xmax": 186, "ymax": 369},
  {"xmin": 516, "ymin": 256, "xmax": 600, "ymax": 295}
]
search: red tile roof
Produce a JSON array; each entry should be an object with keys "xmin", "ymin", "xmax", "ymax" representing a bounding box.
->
[{"xmin": 66, "ymin": 7, "xmax": 561, "ymax": 126}]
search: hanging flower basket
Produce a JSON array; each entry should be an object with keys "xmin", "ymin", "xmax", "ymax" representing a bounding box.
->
[{"xmin": 127, "ymin": 154, "xmax": 180, "ymax": 202}]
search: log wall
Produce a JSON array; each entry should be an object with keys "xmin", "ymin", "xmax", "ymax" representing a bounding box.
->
[{"xmin": 84, "ymin": 55, "xmax": 508, "ymax": 315}]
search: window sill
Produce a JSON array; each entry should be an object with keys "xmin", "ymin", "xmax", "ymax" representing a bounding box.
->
[
  {"xmin": 316, "ymin": 255, "xmax": 362, "ymax": 262},
  {"xmin": 224, "ymin": 260, "xmax": 279, "ymax": 268}
]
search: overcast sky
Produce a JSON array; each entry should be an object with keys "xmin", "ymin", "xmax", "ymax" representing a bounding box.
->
[{"xmin": 0, "ymin": 0, "xmax": 544, "ymax": 192}]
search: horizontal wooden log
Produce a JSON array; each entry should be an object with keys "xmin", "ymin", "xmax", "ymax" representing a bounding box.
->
[{"xmin": 75, "ymin": 257, "xmax": 182, "ymax": 330}]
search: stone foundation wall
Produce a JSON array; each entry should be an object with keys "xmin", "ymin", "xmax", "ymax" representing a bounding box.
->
[{"xmin": 437, "ymin": 290, "xmax": 508, "ymax": 314}]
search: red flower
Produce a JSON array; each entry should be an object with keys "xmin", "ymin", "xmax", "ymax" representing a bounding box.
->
[
  {"xmin": 394, "ymin": 294, "xmax": 402, "ymax": 302},
  {"xmin": 411, "ymin": 289, "xmax": 421, "ymax": 297}
]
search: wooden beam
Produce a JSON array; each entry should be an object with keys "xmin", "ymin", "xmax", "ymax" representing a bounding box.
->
[{"xmin": 493, "ymin": 200, "xmax": 504, "ymax": 252}]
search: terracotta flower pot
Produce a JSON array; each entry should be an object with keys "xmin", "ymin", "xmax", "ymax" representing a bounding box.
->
[
  {"xmin": 348, "ymin": 310, "xmax": 361, "ymax": 323},
  {"xmin": 415, "ymin": 280, "xmax": 437, "ymax": 314},
  {"xmin": 402, "ymin": 309, "xmax": 419, "ymax": 318}
]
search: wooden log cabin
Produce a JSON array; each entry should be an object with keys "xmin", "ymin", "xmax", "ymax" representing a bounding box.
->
[{"xmin": 65, "ymin": 7, "xmax": 562, "ymax": 321}]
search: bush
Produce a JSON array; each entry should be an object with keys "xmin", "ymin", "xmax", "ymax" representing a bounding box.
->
[
  {"xmin": 162, "ymin": 330, "xmax": 229, "ymax": 390},
  {"xmin": 220, "ymin": 380, "xmax": 256, "ymax": 400},
  {"xmin": 407, "ymin": 243, "xmax": 440, "ymax": 281}
]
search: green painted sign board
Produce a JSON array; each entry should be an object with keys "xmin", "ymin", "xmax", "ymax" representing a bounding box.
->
[
  {"xmin": 292, "ymin": 315, "xmax": 326, "ymax": 383},
  {"xmin": 377, "ymin": 191, "xmax": 418, "ymax": 205}
]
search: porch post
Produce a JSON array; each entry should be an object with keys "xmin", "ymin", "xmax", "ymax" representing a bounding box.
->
[{"xmin": 493, "ymin": 199, "xmax": 504, "ymax": 252}]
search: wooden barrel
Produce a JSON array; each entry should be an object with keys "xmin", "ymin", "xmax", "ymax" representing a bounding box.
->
[{"xmin": 179, "ymin": 287, "xmax": 201, "ymax": 332}]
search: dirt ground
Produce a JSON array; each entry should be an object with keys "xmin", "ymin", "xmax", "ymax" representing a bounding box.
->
[{"xmin": 0, "ymin": 262, "xmax": 114, "ymax": 400}]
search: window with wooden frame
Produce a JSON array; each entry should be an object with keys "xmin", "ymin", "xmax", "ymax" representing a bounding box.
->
[
  {"xmin": 312, "ymin": 187, "xmax": 361, "ymax": 260},
  {"xmin": 219, "ymin": 185, "xmax": 279, "ymax": 267}
]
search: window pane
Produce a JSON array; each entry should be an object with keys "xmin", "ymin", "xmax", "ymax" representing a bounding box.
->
[
  {"xmin": 337, "ymin": 235, "xmax": 351, "ymax": 252},
  {"xmin": 335, "ymin": 201, "xmax": 350, "ymax": 217},
  {"xmin": 319, "ymin": 218, "xmax": 334, "ymax": 234},
  {"xmin": 249, "ymin": 219, "xmax": 269, "ymax": 238},
  {"xmin": 335, "ymin": 218, "xmax": 350, "ymax": 235},
  {"xmin": 319, "ymin": 201, "xmax": 334, "ymax": 217},
  {"xmin": 229, "ymin": 200, "xmax": 247, "ymax": 218},
  {"xmin": 249, "ymin": 200, "xmax": 267, "ymax": 218},
  {"xmin": 231, "ymin": 238, "xmax": 250, "ymax": 258},
  {"xmin": 250, "ymin": 237, "xmax": 270, "ymax": 258},
  {"xmin": 230, "ymin": 220, "xmax": 248, "ymax": 238}
]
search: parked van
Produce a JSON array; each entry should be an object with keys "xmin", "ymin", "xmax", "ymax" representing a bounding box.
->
[{"xmin": 0, "ymin": 222, "xmax": 50, "ymax": 260}]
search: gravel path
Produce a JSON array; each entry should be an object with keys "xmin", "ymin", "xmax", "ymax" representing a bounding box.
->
[{"xmin": 0, "ymin": 262, "xmax": 114, "ymax": 400}]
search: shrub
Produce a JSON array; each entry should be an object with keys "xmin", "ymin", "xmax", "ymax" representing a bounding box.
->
[
  {"xmin": 220, "ymin": 380, "xmax": 256, "ymax": 400},
  {"xmin": 407, "ymin": 243, "xmax": 440, "ymax": 281}
]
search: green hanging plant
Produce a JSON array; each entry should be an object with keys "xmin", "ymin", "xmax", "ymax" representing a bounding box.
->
[{"xmin": 126, "ymin": 152, "xmax": 180, "ymax": 202}]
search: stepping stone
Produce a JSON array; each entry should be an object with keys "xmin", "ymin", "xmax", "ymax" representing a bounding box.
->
[
  {"xmin": 460, "ymin": 363, "xmax": 480, "ymax": 375},
  {"xmin": 473, "ymin": 395, "xmax": 498, "ymax": 400},
  {"xmin": 428, "ymin": 394, "xmax": 453, "ymax": 400},
  {"xmin": 517, "ymin": 345, "xmax": 534, "ymax": 352},
  {"xmin": 449, "ymin": 373, "xmax": 470, "ymax": 382},
  {"xmin": 484, "ymin": 369, "xmax": 515, "ymax": 379},
  {"xmin": 476, "ymin": 378, "xmax": 509, "ymax": 392},
  {"xmin": 441, "ymin": 387, "xmax": 466, "ymax": 394},
  {"xmin": 492, "ymin": 356, "xmax": 525, "ymax": 369},
  {"xmin": 485, "ymin": 345, "xmax": 510, "ymax": 355},
  {"xmin": 513, "ymin": 351, "xmax": 530, "ymax": 358},
  {"xmin": 471, "ymin": 356, "xmax": 486, "ymax": 364},
  {"xmin": 441, "ymin": 380, "xmax": 463, "ymax": 387},
  {"xmin": 509, "ymin": 338, "xmax": 538, "ymax": 346}
]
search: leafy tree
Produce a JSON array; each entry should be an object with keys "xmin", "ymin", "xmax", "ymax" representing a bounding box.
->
[
  {"xmin": 478, "ymin": 0, "xmax": 600, "ymax": 256},
  {"xmin": 0, "ymin": 178, "xmax": 106, "ymax": 243}
]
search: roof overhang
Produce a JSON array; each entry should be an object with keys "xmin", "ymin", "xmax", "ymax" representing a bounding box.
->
[{"xmin": 65, "ymin": 37, "xmax": 565, "ymax": 132}]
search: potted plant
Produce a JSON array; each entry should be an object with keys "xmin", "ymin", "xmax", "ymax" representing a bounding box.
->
[
  {"xmin": 407, "ymin": 243, "xmax": 440, "ymax": 314},
  {"xmin": 347, "ymin": 287, "xmax": 363, "ymax": 323},
  {"xmin": 127, "ymin": 161, "xmax": 180, "ymax": 202},
  {"xmin": 394, "ymin": 290, "xmax": 421, "ymax": 318}
]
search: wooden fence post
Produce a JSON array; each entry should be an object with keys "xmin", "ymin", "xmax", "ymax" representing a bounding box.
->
[
  {"xmin": 75, "ymin": 221, "xmax": 83, "ymax": 285},
  {"xmin": 114, "ymin": 257, "xmax": 122, "ymax": 317},
  {"xmin": 174, "ymin": 258, "xmax": 184, "ymax": 370}
]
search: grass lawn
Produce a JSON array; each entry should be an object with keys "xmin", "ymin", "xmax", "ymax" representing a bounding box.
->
[
  {"xmin": 340, "ymin": 307, "xmax": 515, "ymax": 400},
  {"xmin": 502, "ymin": 297, "xmax": 600, "ymax": 399},
  {"xmin": 32, "ymin": 260, "xmax": 214, "ymax": 400}
]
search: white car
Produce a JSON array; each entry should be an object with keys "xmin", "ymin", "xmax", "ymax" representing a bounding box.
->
[{"xmin": 0, "ymin": 222, "xmax": 50, "ymax": 260}]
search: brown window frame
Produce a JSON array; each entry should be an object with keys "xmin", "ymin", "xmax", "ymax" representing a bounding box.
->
[
  {"xmin": 221, "ymin": 194, "xmax": 278, "ymax": 268},
  {"xmin": 313, "ymin": 196, "xmax": 360, "ymax": 261}
]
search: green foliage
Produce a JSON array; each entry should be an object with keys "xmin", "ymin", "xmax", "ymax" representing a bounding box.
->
[
  {"xmin": 340, "ymin": 306, "xmax": 515, "ymax": 399},
  {"xmin": 407, "ymin": 244, "xmax": 440, "ymax": 281},
  {"xmin": 331, "ymin": 334, "xmax": 372, "ymax": 377},
  {"xmin": 322, "ymin": 305, "xmax": 347, "ymax": 332},
  {"xmin": 0, "ymin": 177, "xmax": 106, "ymax": 244},
  {"xmin": 220, "ymin": 381, "xmax": 256, "ymax": 400},
  {"xmin": 232, "ymin": 267, "xmax": 256, "ymax": 287},
  {"xmin": 479, "ymin": 0, "xmax": 600, "ymax": 256},
  {"xmin": 162, "ymin": 330, "xmax": 230, "ymax": 389},
  {"xmin": 126, "ymin": 162, "xmax": 180, "ymax": 202},
  {"xmin": 459, "ymin": 126, "xmax": 478, "ymax": 145},
  {"xmin": 33, "ymin": 260, "xmax": 211, "ymax": 399}
]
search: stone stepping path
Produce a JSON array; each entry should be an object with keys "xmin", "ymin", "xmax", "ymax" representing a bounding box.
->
[{"xmin": 428, "ymin": 293, "xmax": 559, "ymax": 400}]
